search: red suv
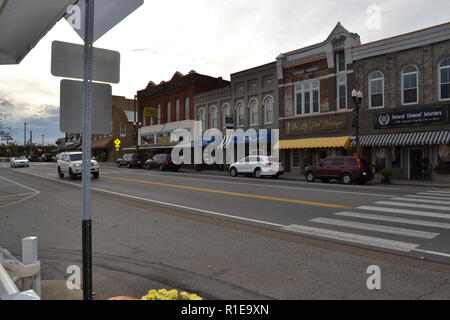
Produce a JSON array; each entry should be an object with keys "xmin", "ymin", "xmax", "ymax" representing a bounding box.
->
[{"xmin": 304, "ymin": 157, "xmax": 374, "ymax": 185}]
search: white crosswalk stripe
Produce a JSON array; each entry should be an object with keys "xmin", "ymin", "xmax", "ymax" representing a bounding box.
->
[
  {"xmin": 310, "ymin": 217, "xmax": 439, "ymax": 239},
  {"xmin": 280, "ymin": 190, "xmax": 450, "ymax": 257},
  {"xmin": 375, "ymin": 201, "xmax": 450, "ymax": 211},
  {"xmin": 282, "ymin": 225, "xmax": 419, "ymax": 252},
  {"xmin": 334, "ymin": 211, "xmax": 450, "ymax": 229},
  {"xmin": 390, "ymin": 197, "xmax": 450, "ymax": 205},
  {"xmin": 418, "ymin": 192, "xmax": 450, "ymax": 197},
  {"xmin": 405, "ymin": 194, "xmax": 450, "ymax": 201},
  {"xmin": 358, "ymin": 205, "xmax": 450, "ymax": 219}
]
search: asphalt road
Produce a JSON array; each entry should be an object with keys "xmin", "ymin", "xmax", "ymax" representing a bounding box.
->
[{"xmin": 1, "ymin": 162, "xmax": 450, "ymax": 299}]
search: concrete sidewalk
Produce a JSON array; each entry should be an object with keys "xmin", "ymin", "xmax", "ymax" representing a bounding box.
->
[{"xmin": 100, "ymin": 162, "xmax": 450, "ymax": 188}]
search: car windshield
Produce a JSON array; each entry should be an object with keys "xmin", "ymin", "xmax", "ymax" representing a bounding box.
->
[
  {"xmin": 15, "ymin": 157, "xmax": 27, "ymax": 161},
  {"xmin": 70, "ymin": 154, "xmax": 83, "ymax": 161}
]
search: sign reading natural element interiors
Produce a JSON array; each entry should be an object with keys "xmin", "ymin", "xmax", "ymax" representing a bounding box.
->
[
  {"xmin": 286, "ymin": 117, "xmax": 347, "ymax": 135},
  {"xmin": 375, "ymin": 106, "xmax": 449, "ymax": 129}
]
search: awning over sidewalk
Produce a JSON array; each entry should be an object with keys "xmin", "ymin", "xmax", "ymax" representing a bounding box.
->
[
  {"xmin": 275, "ymin": 136, "xmax": 351, "ymax": 150},
  {"xmin": 355, "ymin": 131, "xmax": 450, "ymax": 147},
  {"xmin": 91, "ymin": 138, "xmax": 114, "ymax": 149}
]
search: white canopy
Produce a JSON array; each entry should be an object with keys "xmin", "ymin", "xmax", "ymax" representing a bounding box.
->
[{"xmin": 0, "ymin": 0, "xmax": 77, "ymax": 65}]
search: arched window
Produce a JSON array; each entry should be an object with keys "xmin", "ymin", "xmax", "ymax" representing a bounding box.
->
[
  {"xmin": 236, "ymin": 101, "xmax": 245, "ymax": 127},
  {"xmin": 166, "ymin": 102, "xmax": 171, "ymax": 123},
  {"xmin": 263, "ymin": 96, "xmax": 274, "ymax": 124},
  {"xmin": 222, "ymin": 104, "xmax": 232, "ymax": 129},
  {"xmin": 249, "ymin": 99, "xmax": 259, "ymax": 126},
  {"xmin": 369, "ymin": 71, "xmax": 384, "ymax": 109},
  {"xmin": 210, "ymin": 106, "xmax": 218, "ymax": 129},
  {"xmin": 175, "ymin": 99, "xmax": 180, "ymax": 121},
  {"xmin": 439, "ymin": 58, "xmax": 450, "ymax": 101},
  {"xmin": 198, "ymin": 108, "xmax": 206, "ymax": 131},
  {"xmin": 402, "ymin": 65, "xmax": 418, "ymax": 105},
  {"xmin": 185, "ymin": 97, "xmax": 190, "ymax": 120}
]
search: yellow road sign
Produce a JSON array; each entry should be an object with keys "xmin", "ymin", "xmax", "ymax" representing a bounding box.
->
[{"xmin": 114, "ymin": 139, "xmax": 121, "ymax": 148}]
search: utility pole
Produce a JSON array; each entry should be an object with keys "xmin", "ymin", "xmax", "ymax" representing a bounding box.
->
[
  {"xmin": 42, "ymin": 134, "xmax": 45, "ymax": 147},
  {"xmin": 81, "ymin": 0, "xmax": 95, "ymax": 301},
  {"xmin": 351, "ymin": 90, "xmax": 363, "ymax": 156},
  {"xmin": 24, "ymin": 122, "xmax": 27, "ymax": 155}
]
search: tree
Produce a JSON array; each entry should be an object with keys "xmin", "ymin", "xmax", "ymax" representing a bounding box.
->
[{"xmin": 0, "ymin": 95, "xmax": 14, "ymax": 140}]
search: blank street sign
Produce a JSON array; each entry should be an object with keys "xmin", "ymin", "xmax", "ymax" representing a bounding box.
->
[
  {"xmin": 51, "ymin": 41, "xmax": 120, "ymax": 83},
  {"xmin": 60, "ymin": 79, "xmax": 112, "ymax": 134},
  {"xmin": 65, "ymin": 0, "xmax": 144, "ymax": 43}
]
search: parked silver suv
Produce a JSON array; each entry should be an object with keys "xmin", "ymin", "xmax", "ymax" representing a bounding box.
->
[{"xmin": 57, "ymin": 152, "xmax": 100, "ymax": 180}]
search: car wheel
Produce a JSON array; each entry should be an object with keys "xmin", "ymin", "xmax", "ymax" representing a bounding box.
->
[
  {"xmin": 305, "ymin": 171, "xmax": 316, "ymax": 183},
  {"xmin": 229, "ymin": 167, "xmax": 238, "ymax": 177},
  {"xmin": 117, "ymin": 162, "xmax": 121, "ymax": 168},
  {"xmin": 127, "ymin": 162, "xmax": 132, "ymax": 169},
  {"xmin": 159, "ymin": 164, "xmax": 164, "ymax": 171},
  {"xmin": 69, "ymin": 169, "xmax": 76, "ymax": 180},
  {"xmin": 254, "ymin": 168, "xmax": 262, "ymax": 179},
  {"xmin": 58, "ymin": 167, "xmax": 64, "ymax": 179},
  {"xmin": 145, "ymin": 164, "xmax": 151, "ymax": 170},
  {"xmin": 341, "ymin": 173, "xmax": 353, "ymax": 185}
]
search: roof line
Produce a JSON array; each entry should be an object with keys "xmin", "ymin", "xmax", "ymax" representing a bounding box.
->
[{"xmin": 354, "ymin": 21, "xmax": 450, "ymax": 48}]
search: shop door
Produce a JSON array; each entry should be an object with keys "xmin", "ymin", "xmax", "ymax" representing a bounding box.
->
[{"xmin": 409, "ymin": 149, "xmax": 424, "ymax": 180}]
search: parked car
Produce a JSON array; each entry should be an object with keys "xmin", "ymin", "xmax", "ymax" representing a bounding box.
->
[
  {"xmin": 27, "ymin": 155, "xmax": 41, "ymax": 162},
  {"xmin": 41, "ymin": 154, "xmax": 55, "ymax": 162},
  {"xmin": 10, "ymin": 157, "xmax": 30, "ymax": 168},
  {"xmin": 144, "ymin": 154, "xmax": 180, "ymax": 172},
  {"xmin": 117, "ymin": 154, "xmax": 144, "ymax": 168},
  {"xmin": 229, "ymin": 156, "xmax": 284, "ymax": 179},
  {"xmin": 304, "ymin": 157, "xmax": 374, "ymax": 185},
  {"xmin": 57, "ymin": 152, "xmax": 100, "ymax": 180}
]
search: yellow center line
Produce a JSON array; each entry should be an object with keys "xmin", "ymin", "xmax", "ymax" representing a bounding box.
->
[
  {"xmin": 102, "ymin": 175, "xmax": 352, "ymax": 209},
  {"xmin": 0, "ymin": 192, "xmax": 40, "ymax": 209}
]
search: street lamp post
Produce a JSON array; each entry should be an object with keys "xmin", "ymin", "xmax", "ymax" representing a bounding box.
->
[{"xmin": 351, "ymin": 89, "xmax": 363, "ymax": 156}]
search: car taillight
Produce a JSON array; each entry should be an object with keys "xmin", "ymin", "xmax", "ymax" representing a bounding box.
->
[
  {"xmin": 266, "ymin": 162, "xmax": 272, "ymax": 166},
  {"xmin": 357, "ymin": 158, "xmax": 362, "ymax": 169},
  {"xmin": 164, "ymin": 160, "xmax": 169, "ymax": 165}
]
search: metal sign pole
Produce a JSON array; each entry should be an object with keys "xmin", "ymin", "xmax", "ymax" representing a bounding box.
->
[{"xmin": 82, "ymin": 0, "xmax": 95, "ymax": 301}]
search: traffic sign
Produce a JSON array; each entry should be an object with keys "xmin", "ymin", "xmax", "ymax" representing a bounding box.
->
[
  {"xmin": 51, "ymin": 41, "xmax": 120, "ymax": 83},
  {"xmin": 65, "ymin": 0, "xmax": 144, "ymax": 43},
  {"xmin": 60, "ymin": 79, "xmax": 112, "ymax": 134},
  {"xmin": 114, "ymin": 139, "xmax": 121, "ymax": 148}
]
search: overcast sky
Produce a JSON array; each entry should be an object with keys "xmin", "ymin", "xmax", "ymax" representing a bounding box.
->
[{"xmin": 1, "ymin": 0, "xmax": 449, "ymax": 145}]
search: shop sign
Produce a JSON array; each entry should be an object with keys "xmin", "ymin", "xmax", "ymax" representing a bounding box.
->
[
  {"xmin": 286, "ymin": 117, "xmax": 347, "ymax": 136},
  {"xmin": 375, "ymin": 105, "xmax": 449, "ymax": 129},
  {"xmin": 144, "ymin": 107, "xmax": 157, "ymax": 118}
]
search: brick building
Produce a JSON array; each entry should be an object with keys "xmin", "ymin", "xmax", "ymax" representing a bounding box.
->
[
  {"xmin": 353, "ymin": 22, "xmax": 450, "ymax": 182},
  {"xmin": 193, "ymin": 62, "xmax": 279, "ymax": 166},
  {"xmin": 136, "ymin": 71, "xmax": 229, "ymax": 158},
  {"xmin": 91, "ymin": 95, "xmax": 137, "ymax": 162},
  {"xmin": 276, "ymin": 23, "xmax": 361, "ymax": 175}
]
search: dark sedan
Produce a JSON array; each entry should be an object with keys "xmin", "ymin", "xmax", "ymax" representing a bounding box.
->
[{"xmin": 144, "ymin": 154, "xmax": 180, "ymax": 172}]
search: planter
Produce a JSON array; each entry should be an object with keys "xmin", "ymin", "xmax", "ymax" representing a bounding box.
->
[
  {"xmin": 435, "ymin": 170, "xmax": 450, "ymax": 175},
  {"xmin": 381, "ymin": 177, "xmax": 391, "ymax": 184}
]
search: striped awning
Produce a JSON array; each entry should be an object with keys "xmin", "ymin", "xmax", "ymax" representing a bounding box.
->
[
  {"xmin": 356, "ymin": 131, "xmax": 450, "ymax": 147},
  {"xmin": 275, "ymin": 136, "xmax": 351, "ymax": 150}
]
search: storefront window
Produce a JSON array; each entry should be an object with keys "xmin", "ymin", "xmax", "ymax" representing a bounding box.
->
[
  {"xmin": 375, "ymin": 147, "xmax": 386, "ymax": 172},
  {"xmin": 292, "ymin": 150, "xmax": 300, "ymax": 168},
  {"xmin": 438, "ymin": 144, "xmax": 450, "ymax": 168},
  {"xmin": 391, "ymin": 146, "xmax": 402, "ymax": 168},
  {"xmin": 142, "ymin": 134, "xmax": 155, "ymax": 145}
]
